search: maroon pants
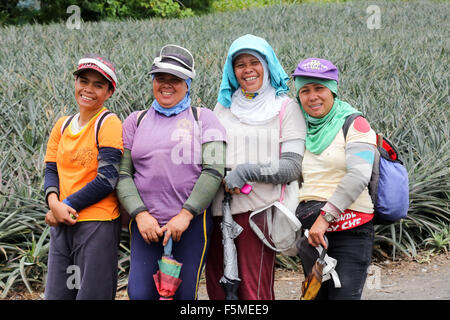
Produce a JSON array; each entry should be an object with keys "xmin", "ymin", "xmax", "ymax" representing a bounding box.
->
[{"xmin": 205, "ymin": 212, "xmax": 276, "ymax": 300}]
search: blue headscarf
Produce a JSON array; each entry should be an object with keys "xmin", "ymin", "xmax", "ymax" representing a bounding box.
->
[
  {"xmin": 152, "ymin": 77, "xmax": 192, "ymax": 117},
  {"xmin": 217, "ymin": 34, "xmax": 290, "ymax": 108}
]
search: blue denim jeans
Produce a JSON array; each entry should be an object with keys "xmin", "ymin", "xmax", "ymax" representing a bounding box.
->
[
  {"xmin": 316, "ymin": 220, "xmax": 374, "ymax": 300},
  {"xmin": 127, "ymin": 209, "xmax": 213, "ymax": 300}
]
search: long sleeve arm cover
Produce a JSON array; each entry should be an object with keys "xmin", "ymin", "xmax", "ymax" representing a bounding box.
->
[
  {"xmin": 327, "ymin": 142, "xmax": 375, "ymax": 215},
  {"xmin": 116, "ymin": 141, "xmax": 226, "ymax": 218},
  {"xmin": 44, "ymin": 147, "xmax": 122, "ymax": 211},
  {"xmin": 224, "ymin": 138, "xmax": 304, "ymax": 189}
]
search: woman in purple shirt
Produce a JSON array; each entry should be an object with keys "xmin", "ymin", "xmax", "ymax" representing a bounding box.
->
[{"xmin": 117, "ymin": 45, "xmax": 227, "ymax": 300}]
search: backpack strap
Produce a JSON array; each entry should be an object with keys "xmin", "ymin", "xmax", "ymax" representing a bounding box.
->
[
  {"xmin": 342, "ymin": 113, "xmax": 363, "ymax": 141},
  {"xmin": 60, "ymin": 110, "xmax": 114, "ymax": 149},
  {"xmin": 191, "ymin": 106, "xmax": 201, "ymax": 123},
  {"xmin": 278, "ymin": 98, "xmax": 292, "ymax": 204},
  {"xmin": 344, "ymin": 114, "xmax": 384, "ymax": 149},
  {"xmin": 94, "ymin": 109, "xmax": 114, "ymax": 149},
  {"xmin": 136, "ymin": 106, "xmax": 200, "ymax": 128},
  {"xmin": 191, "ymin": 106, "xmax": 199, "ymax": 122},
  {"xmin": 60, "ymin": 114, "xmax": 75, "ymax": 136},
  {"xmin": 136, "ymin": 109, "xmax": 149, "ymax": 127},
  {"xmin": 278, "ymin": 98, "xmax": 291, "ymax": 148}
]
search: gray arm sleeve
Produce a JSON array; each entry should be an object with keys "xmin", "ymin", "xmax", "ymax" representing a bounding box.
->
[
  {"xmin": 116, "ymin": 148, "xmax": 147, "ymax": 218},
  {"xmin": 183, "ymin": 141, "xmax": 226, "ymax": 216},
  {"xmin": 328, "ymin": 142, "xmax": 376, "ymax": 213},
  {"xmin": 224, "ymin": 139, "xmax": 304, "ymax": 189}
]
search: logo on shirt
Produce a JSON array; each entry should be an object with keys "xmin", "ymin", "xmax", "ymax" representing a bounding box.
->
[
  {"xmin": 70, "ymin": 147, "xmax": 96, "ymax": 168},
  {"xmin": 175, "ymin": 118, "xmax": 193, "ymax": 142}
]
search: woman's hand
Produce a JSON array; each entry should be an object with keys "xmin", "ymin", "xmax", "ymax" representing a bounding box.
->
[
  {"xmin": 47, "ymin": 193, "xmax": 78, "ymax": 225},
  {"xmin": 45, "ymin": 210, "xmax": 59, "ymax": 227},
  {"xmin": 308, "ymin": 215, "xmax": 329, "ymax": 249},
  {"xmin": 161, "ymin": 208, "xmax": 193, "ymax": 245},
  {"xmin": 224, "ymin": 181, "xmax": 241, "ymax": 195},
  {"xmin": 224, "ymin": 166, "xmax": 247, "ymax": 194},
  {"xmin": 135, "ymin": 211, "xmax": 163, "ymax": 244}
]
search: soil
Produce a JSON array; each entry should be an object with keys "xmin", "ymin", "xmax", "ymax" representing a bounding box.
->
[
  {"xmin": 197, "ymin": 251, "xmax": 450, "ymax": 300},
  {"xmin": 4, "ymin": 251, "xmax": 449, "ymax": 300}
]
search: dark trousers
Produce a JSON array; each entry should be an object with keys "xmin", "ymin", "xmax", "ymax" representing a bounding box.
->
[
  {"xmin": 316, "ymin": 221, "xmax": 374, "ymax": 300},
  {"xmin": 44, "ymin": 219, "xmax": 121, "ymax": 300},
  {"xmin": 127, "ymin": 209, "xmax": 213, "ymax": 300}
]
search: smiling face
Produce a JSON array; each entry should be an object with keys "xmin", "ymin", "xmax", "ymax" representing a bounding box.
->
[
  {"xmin": 74, "ymin": 70, "xmax": 113, "ymax": 112},
  {"xmin": 152, "ymin": 73, "xmax": 188, "ymax": 108},
  {"xmin": 297, "ymin": 82, "xmax": 335, "ymax": 118},
  {"xmin": 233, "ymin": 53, "xmax": 264, "ymax": 92}
]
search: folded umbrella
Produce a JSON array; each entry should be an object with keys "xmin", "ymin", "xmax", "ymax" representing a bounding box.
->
[
  {"xmin": 300, "ymin": 244, "xmax": 326, "ymax": 300},
  {"xmin": 219, "ymin": 191, "xmax": 243, "ymax": 300},
  {"xmin": 153, "ymin": 237, "xmax": 183, "ymax": 300},
  {"xmin": 297, "ymin": 232, "xmax": 328, "ymax": 300}
]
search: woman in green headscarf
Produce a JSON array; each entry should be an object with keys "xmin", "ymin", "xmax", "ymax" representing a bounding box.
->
[{"xmin": 292, "ymin": 58, "xmax": 377, "ymax": 300}]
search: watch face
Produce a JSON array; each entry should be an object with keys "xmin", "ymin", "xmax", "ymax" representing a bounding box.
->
[
  {"xmin": 320, "ymin": 210, "xmax": 334, "ymax": 223},
  {"xmin": 323, "ymin": 213, "xmax": 334, "ymax": 223}
]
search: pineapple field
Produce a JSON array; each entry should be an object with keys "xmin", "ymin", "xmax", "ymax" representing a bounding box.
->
[{"xmin": 0, "ymin": 0, "xmax": 449, "ymax": 297}]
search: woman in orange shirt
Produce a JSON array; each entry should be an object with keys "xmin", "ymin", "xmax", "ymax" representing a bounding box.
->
[{"xmin": 43, "ymin": 54, "xmax": 123, "ymax": 299}]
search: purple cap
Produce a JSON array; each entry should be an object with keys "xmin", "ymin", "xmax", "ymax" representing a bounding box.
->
[{"xmin": 291, "ymin": 58, "xmax": 339, "ymax": 82}]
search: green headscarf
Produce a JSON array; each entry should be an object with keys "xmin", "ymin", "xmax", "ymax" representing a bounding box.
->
[{"xmin": 294, "ymin": 76, "xmax": 361, "ymax": 155}]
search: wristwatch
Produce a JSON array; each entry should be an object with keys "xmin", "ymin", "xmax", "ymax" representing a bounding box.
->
[{"xmin": 320, "ymin": 210, "xmax": 336, "ymax": 223}]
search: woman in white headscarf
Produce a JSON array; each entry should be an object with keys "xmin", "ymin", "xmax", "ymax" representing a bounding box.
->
[{"xmin": 205, "ymin": 34, "xmax": 307, "ymax": 300}]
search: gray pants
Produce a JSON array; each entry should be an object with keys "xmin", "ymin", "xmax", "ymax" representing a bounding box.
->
[{"xmin": 44, "ymin": 219, "xmax": 120, "ymax": 300}]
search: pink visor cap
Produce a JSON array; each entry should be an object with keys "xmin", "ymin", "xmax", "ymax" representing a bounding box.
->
[{"xmin": 73, "ymin": 53, "xmax": 118, "ymax": 92}]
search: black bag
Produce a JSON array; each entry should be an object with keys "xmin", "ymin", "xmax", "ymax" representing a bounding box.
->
[{"xmin": 295, "ymin": 200, "xmax": 326, "ymax": 230}]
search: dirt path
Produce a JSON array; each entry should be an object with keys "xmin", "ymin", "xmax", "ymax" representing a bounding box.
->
[
  {"xmin": 196, "ymin": 252, "xmax": 450, "ymax": 300},
  {"xmin": 4, "ymin": 252, "xmax": 449, "ymax": 300},
  {"xmin": 361, "ymin": 252, "xmax": 450, "ymax": 300}
]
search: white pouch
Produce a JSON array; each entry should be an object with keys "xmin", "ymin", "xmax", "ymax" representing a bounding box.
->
[{"xmin": 249, "ymin": 178, "xmax": 302, "ymax": 256}]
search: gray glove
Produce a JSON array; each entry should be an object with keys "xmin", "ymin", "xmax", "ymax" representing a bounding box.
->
[{"xmin": 224, "ymin": 152, "xmax": 302, "ymax": 189}]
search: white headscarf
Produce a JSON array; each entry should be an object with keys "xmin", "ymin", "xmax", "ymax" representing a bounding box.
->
[{"xmin": 230, "ymin": 50, "xmax": 286, "ymax": 125}]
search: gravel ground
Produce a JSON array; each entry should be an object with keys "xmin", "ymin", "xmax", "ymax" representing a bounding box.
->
[
  {"xmin": 196, "ymin": 251, "xmax": 450, "ymax": 300},
  {"xmin": 4, "ymin": 252, "xmax": 449, "ymax": 300}
]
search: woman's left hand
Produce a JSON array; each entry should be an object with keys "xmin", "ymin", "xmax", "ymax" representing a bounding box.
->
[
  {"xmin": 161, "ymin": 208, "xmax": 194, "ymax": 245},
  {"xmin": 224, "ymin": 166, "xmax": 247, "ymax": 193},
  {"xmin": 224, "ymin": 182, "xmax": 241, "ymax": 194},
  {"xmin": 308, "ymin": 215, "xmax": 329, "ymax": 249}
]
